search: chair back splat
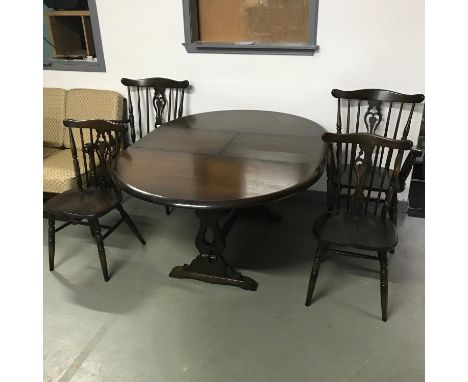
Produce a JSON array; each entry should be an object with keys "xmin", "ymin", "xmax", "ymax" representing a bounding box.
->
[
  {"xmin": 323, "ymin": 132, "xmax": 413, "ymax": 221},
  {"xmin": 121, "ymin": 77, "xmax": 190, "ymax": 143},
  {"xmin": 63, "ymin": 119, "xmax": 128, "ymax": 191}
]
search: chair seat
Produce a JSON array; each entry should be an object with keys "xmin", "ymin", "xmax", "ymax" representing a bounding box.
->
[
  {"xmin": 313, "ymin": 209, "xmax": 398, "ymax": 251},
  {"xmin": 44, "ymin": 188, "xmax": 121, "ymax": 219}
]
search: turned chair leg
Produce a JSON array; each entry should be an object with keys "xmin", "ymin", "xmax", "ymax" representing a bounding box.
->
[
  {"xmin": 117, "ymin": 205, "xmax": 146, "ymax": 245},
  {"xmin": 378, "ymin": 251, "xmax": 388, "ymax": 322},
  {"xmin": 305, "ymin": 242, "xmax": 327, "ymax": 306},
  {"xmin": 91, "ymin": 219, "xmax": 110, "ymax": 282},
  {"xmin": 48, "ymin": 215, "xmax": 56, "ymax": 271}
]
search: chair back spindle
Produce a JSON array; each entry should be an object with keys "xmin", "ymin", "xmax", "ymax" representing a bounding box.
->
[
  {"xmin": 121, "ymin": 77, "xmax": 190, "ymax": 144},
  {"xmin": 331, "ymin": 89, "xmax": 424, "ymax": 146},
  {"xmin": 63, "ymin": 119, "xmax": 128, "ymax": 191}
]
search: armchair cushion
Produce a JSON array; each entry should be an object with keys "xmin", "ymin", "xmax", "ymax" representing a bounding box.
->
[
  {"xmin": 64, "ymin": 89, "xmax": 124, "ymax": 148},
  {"xmin": 43, "ymin": 149, "xmax": 86, "ymax": 194},
  {"xmin": 43, "ymin": 88, "xmax": 66, "ymax": 148},
  {"xmin": 43, "ymin": 147, "xmax": 63, "ymax": 158}
]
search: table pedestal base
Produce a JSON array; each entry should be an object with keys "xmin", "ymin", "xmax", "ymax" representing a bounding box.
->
[
  {"xmin": 169, "ymin": 255, "xmax": 258, "ymax": 291},
  {"xmin": 169, "ymin": 209, "xmax": 258, "ymax": 291}
]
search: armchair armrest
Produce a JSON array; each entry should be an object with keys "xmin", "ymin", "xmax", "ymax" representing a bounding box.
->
[
  {"xmin": 381, "ymin": 184, "xmax": 396, "ymax": 223},
  {"xmin": 397, "ymin": 148, "xmax": 423, "ymax": 192}
]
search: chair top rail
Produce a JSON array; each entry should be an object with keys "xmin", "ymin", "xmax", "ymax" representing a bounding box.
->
[
  {"xmin": 121, "ymin": 77, "xmax": 189, "ymax": 89},
  {"xmin": 63, "ymin": 119, "xmax": 128, "ymax": 134},
  {"xmin": 332, "ymin": 89, "xmax": 424, "ymax": 103}
]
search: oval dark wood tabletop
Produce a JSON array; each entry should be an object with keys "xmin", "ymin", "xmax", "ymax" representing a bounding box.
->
[{"xmin": 112, "ymin": 110, "xmax": 326, "ymax": 209}]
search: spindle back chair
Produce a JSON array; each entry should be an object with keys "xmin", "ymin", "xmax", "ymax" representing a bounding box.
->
[
  {"xmin": 331, "ymin": 89, "xmax": 424, "ymax": 225},
  {"xmin": 44, "ymin": 119, "xmax": 145, "ymax": 282},
  {"xmin": 121, "ymin": 77, "xmax": 190, "ymax": 216},
  {"xmin": 121, "ymin": 77, "xmax": 190, "ymax": 144},
  {"xmin": 305, "ymin": 132, "xmax": 413, "ymax": 321}
]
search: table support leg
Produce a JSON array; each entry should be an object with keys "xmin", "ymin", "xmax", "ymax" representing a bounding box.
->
[{"xmin": 169, "ymin": 209, "xmax": 258, "ymax": 291}]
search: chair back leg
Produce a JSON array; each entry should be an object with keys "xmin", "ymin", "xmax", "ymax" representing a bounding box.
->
[
  {"xmin": 91, "ymin": 219, "xmax": 110, "ymax": 282},
  {"xmin": 305, "ymin": 242, "xmax": 328, "ymax": 306},
  {"xmin": 117, "ymin": 205, "xmax": 146, "ymax": 245},
  {"xmin": 48, "ymin": 216, "xmax": 56, "ymax": 271},
  {"xmin": 389, "ymin": 194, "xmax": 399, "ymax": 254},
  {"xmin": 378, "ymin": 251, "xmax": 389, "ymax": 321},
  {"xmin": 389, "ymin": 193, "xmax": 399, "ymax": 226}
]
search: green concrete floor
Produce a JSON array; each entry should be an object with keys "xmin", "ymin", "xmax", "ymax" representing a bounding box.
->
[{"xmin": 43, "ymin": 192, "xmax": 424, "ymax": 382}]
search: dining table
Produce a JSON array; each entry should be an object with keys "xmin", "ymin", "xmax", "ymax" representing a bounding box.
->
[{"xmin": 112, "ymin": 110, "xmax": 326, "ymax": 291}]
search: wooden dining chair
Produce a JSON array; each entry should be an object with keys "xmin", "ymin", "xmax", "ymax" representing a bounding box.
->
[
  {"xmin": 120, "ymin": 77, "xmax": 190, "ymax": 144},
  {"xmin": 121, "ymin": 77, "xmax": 190, "ymax": 216},
  {"xmin": 305, "ymin": 132, "xmax": 413, "ymax": 321},
  {"xmin": 331, "ymin": 89, "xmax": 424, "ymax": 226},
  {"xmin": 44, "ymin": 119, "xmax": 146, "ymax": 282}
]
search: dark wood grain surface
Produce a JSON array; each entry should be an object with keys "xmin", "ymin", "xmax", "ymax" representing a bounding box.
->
[{"xmin": 112, "ymin": 110, "xmax": 326, "ymax": 209}]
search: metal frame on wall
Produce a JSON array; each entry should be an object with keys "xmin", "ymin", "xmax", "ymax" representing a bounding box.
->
[{"xmin": 182, "ymin": 0, "xmax": 320, "ymax": 55}]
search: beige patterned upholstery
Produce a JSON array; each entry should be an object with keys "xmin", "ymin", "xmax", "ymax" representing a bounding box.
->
[
  {"xmin": 43, "ymin": 147, "xmax": 63, "ymax": 158},
  {"xmin": 43, "ymin": 88, "xmax": 66, "ymax": 148},
  {"xmin": 64, "ymin": 88, "xmax": 124, "ymax": 148},
  {"xmin": 43, "ymin": 149, "xmax": 85, "ymax": 194},
  {"xmin": 43, "ymin": 88, "xmax": 124, "ymax": 194},
  {"xmin": 43, "ymin": 88, "xmax": 123, "ymax": 193}
]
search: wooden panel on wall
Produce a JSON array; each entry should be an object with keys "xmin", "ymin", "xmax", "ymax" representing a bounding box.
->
[{"xmin": 198, "ymin": 0, "xmax": 310, "ymax": 43}]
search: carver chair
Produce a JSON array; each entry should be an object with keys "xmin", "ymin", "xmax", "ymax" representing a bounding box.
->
[
  {"xmin": 331, "ymin": 89, "xmax": 424, "ymax": 226},
  {"xmin": 305, "ymin": 132, "xmax": 413, "ymax": 321},
  {"xmin": 121, "ymin": 77, "xmax": 190, "ymax": 216},
  {"xmin": 44, "ymin": 119, "xmax": 146, "ymax": 282}
]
